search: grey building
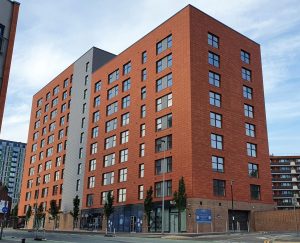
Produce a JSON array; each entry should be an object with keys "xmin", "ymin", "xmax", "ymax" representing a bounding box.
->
[
  {"xmin": 271, "ymin": 156, "xmax": 300, "ymax": 209},
  {"xmin": 0, "ymin": 139, "xmax": 26, "ymax": 207}
]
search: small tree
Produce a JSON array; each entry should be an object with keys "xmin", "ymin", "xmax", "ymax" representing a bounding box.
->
[
  {"xmin": 70, "ymin": 195, "xmax": 80, "ymax": 229},
  {"xmin": 144, "ymin": 186, "xmax": 154, "ymax": 232},
  {"xmin": 173, "ymin": 177, "xmax": 187, "ymax": 232},
  {"xmin": 48, "ymin": 200, "xmax": 59, "ymax": 230},
  {"xmin": 25, "ymin": 205, "xmax": 32, "ymax": 227},
  {"xmin": 11, "ymin": 204, "xmax": 18, "ymax": 229},
  {"xmin": 104, "ymin": 191, "xmax": 114, "ymax": 232},
  {"xmin": 36, "ymin": 203, "xmax": 45, "ymax": 229}
]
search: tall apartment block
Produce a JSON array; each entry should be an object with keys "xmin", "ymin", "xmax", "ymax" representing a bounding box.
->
[
  {"xmin": 0, "ymin": 139, "xmax": 26, "ymax": 208},
  {"xmin": 19, "ymin": 5, "xmax": 274, "ymax": 232},
  {"xmin": 0, "ymin": 0, "xmax": 19, "ymax": 132},
  {"xmin": 270, "ymin": 156, "xmax": 300, "ymax": 209}
]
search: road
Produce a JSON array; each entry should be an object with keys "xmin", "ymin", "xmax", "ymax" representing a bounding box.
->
[{"xmin": 0, "ymin": 229, "xmax": 300, "ymax": 242}]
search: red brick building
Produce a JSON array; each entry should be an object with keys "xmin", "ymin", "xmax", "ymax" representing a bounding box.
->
[
  {"xmin": 0, "ymin": 0, "xmax": 20, "ymax": 132},
  {"xmin": 19, "ymin": 5, "xmax": 274, "ymax": 232}
]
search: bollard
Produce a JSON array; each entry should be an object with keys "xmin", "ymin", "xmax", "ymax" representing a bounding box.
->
[{"xmin": 21, "ymin": 239, "xmax": 26, "ymax": 243}]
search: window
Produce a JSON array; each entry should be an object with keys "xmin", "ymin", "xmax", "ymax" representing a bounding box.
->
[
  {"xmin": 91, "ymin": 142, "xmax": 98, "ymax": 154},
  {"xmin": 62, "ymin": 91, "xmax": 68, "ymax": 100},
  {"xmin": 45, "ymin": 161, "xmax": 52, "ymax": 170},
  {"xmin": 209, "ymin": 71, "xmax": 220, "ymax": 87},
  {"xmin": 36, "ymin": 109, "xmax": 41, "ymax": 118},
  {"xmin": 250, "ymin": 184, "xmax": 260, "ymax": 200},
  {"xmin": 52, "ymin": 98, "xmax": 58, "ymax": 107},
  {"xmin": 119, "ymin": 168, "xmax": 128, "ymax": 182},
  {"xmin": 105, "ymin": 135, "xmax": 116, "ymax": 149},
  {"xmin": 155, "ymin": 157, "xmax": 172, "ymax": 175},
  {"xmin": 142, "ymin": 51, "xmax": 147, "ymax": 63},
  {"xmin": 123, "ymin": 62, "xmax": 131, "ymax": 75},
  {"xmin": 53, "ymin": 86, "xmax": 59, "ymax": 95},
  {"xmin": 140, "ymin": 124, "xmax": 146, "ymax": 137},
  {"xmin": 208, "ymin": 52, "xmax": 220, "ymax": 67},
  {"xmin": 209, "ymin": 91, "xmax": 221, "ymax": 107},
  {"xmin": 242, "ymin": 68, "xmax": 251, "ymax": 81},
  {"xmin": 43, "ymin": 115, "xmax": 48, "ymax": 123},
  {"xmin": 86, "ymin": 194, "xmax": 93, "ymax": 207},
  {"xmin": 77, "ymin": 163, "xmax": 82, "ymax": 175},
  {"xmin": 108, "ymin": 85, "xmax": 118, "ymax": 100},
  {"xmin": 139, "ymin": 164, "xmax": 144, "ymax": 178},
  {"xmin": 155, "ymin": 180, "xmax": 172, "ymax": 197},
  {"xmin": 156, "ymin": 113, "xmax": 172, "ymax": 131},
  {"xmin": 156, "ymin": 73, "xmax": 172, "ymax": 92},
  {"xmin": 122, "ymin": 79, "xmax": 131, "ymax": 92},
  {"xmin": 210, "ymin": 112, "xmax": 222, "ymax": 128},
  {"xmin": 85, "ymin": 62, "xmax": 89, "ymax": 72},
  {"xmin": 50, "ymin": 109, "xmax": 57, "ymax": 120},
  {"xmin": 88, "ymin": 176, "xmax": 95, "ymax": 189},
  {"xmin": 141, "ymin": 105, "xmax": 146, "ymax": 118},
  {"xmin": 142, "ymin": 69, "xmax": 147, "ymax": 81},
  {"xmin": 107, "ymin": 102, "xmax": 118, "ymax": 116},
  {"xmin": 141, "ymin": 87, "xmax": 146, "ymax": 100},
  {"xmin": 79, "ymin": 148, "xmax": 83, "ymax": 159},
  {"xmin": 46, "ymin": 147, "xmax": 53, "ymax": 157},
  {"xmin": 94, "ymin": 96, "xmax": 100, "ymax": 107},
  {"xmin": 121, "ymin": 112, "xmax": 130, "ymax": 126},
  {"xmin": 118, "ymin": 188, "xmax": 126, "ymax": 202},
  {"xmin": 93, "ymin": 111, "xmax": 100, "ymax": 122},
  {"xmin": 60, "ymin": 116, "xmax": 65, "ymax": 126},
  {"xmin": 155, "ymin": 135, "xmax": 172, "ymax": 152},
  {"xmin": 138, "ymin": 185, "xmax": 144, "ymax": 200},
  {"xmin": 95, "ymin": 81, "xmax": 101, "ymax": 92},
  {"xmin": 85, "ymin": 75, "xmax": 89, "ymax": 85},
  {"xmin": 101, "ymin": 191, "xmax": 113, "ymax": 205},
  {"xmin": 243, "ymin": 86, "xmax": 253, "ymax": 99},
  {"xmin": 245, "ymin": 123, "xmax": 255, "ymax": 137},
  {"xmin": 104, "ymin": 153, "xmax": 116, "ymax": 167},
  {"xmin": 122, "ymin": 95, "xmax": 130, "ymax": 109},
  {"xmin": 34, "ymin": 120, "xmax": 40, "ymax": 129},
  {"xmin": 89, "ymin": 159, "xmax": 96, "ymax": 171},
  {"xmin": 208, "ymin": 33, "xmax": 219, "ymax": 48},
  {"xmin": 37, "ymin": 98, "xmax": 43, "ymax": 107},
  {"xmin": 121, "ymin": 130, "xmax": 129, "ymax": 144},
  {"xmin": 46, "ymin": 92, "xmax": 51, "ymax": 101},
  {"xmin": 140, "ymin": 143, "xmax": 145, "ymax": 157},
  {"xmin": 76, "ymin": 180, "xmax": 80, "ymax": 191},
  {"xmin": 63, "ymin": 79, "xmax": 69, "ymax": 88},
  {"xmin": 92, "ymin": 126, "xmax": 98, "ymax": 138},
  {"xmin": 61, "ymin": 103, "xmax": 67, "ymax": 112},
  {"xmin": 212, "ymin": 156, "xmax": 224, "ymax": 172},
  {"xmin": 82, "ymin": 103, "xmax": 86, "ymax": 113},
  {"xmin": 103, "ymin": 172, "xmax": 114, "ymax": 185},
  {"xmin": 56, "ymin": 157, "xmax": 61, "ymax": 167},
  {"xmin": 54, "ymin": 171, "xmax": 60, "ymax": 181},
  {"xmin": 106, "ymin": 118, "xmax": 117, "ymax": 132},
  {"xmin": 247, "ymin": 143, "xmax": 257, "ymax": 157},
  {"xmin": 108, "ymin": 69, "xmax": 119, "ymax": 84},
  {"xmin": 156, "ymin": 93, "xmax": 172, "ymax": 111},
  {"xmin": 244, "ymin": 104, "xmax": 254, "ymax": 118},
  {"xmin": 45, "ymin": 104, "xmax": 49, "ymax": 112},
  {"xmin": 241, "ymin": 50, "xmax": 250, "ymax": 64},
  {"xmin": 44, "ymin": 174, "xmax": 51, "ymax": 184},
  {"xmin": 120, "ymin": 149, "xmax": 128, "ymax": 163},
  {"xmin": 213, "ymin": 179, "xmax": 225, "ymax": 196},
  {"xmin": 248, "ymin": 163, "xmax": 258, "ymax": 178},
  {"xmin": 156, "ymin": 35, "xmax": 172, "ymax": 54},
  {"xmin": 156, "ymin": 54, "xmax": 172, "ymax": 73},
  {"xmin": 211, "ymin": 134, "xmax": 223, "ymax": 150}
]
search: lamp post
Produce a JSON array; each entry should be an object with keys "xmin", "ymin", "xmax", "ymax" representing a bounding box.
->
[
  {"xmin": 161, "ymin": 140, "xmax": 166, "ymax": 234},
  {"xmin": 230, "ymin": 180, "xmax": 235, "ymax": 232}
]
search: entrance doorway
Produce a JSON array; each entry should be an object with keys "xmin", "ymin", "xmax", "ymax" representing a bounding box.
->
[
  {"xmin": 228, "ymin": 210, "xmax": 249, "ymax": 231},
  {"xmin": 169, "ymin": 213, "xmax": 178, "ymax": 233},
  {"xmin": 130, "ymin": 216, "xmax": 136, "ymax": 232}
]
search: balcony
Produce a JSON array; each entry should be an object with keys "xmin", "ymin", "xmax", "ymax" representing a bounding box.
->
[
  {"xmin": 272, "ymin": 186, "xmax": 293, "ymax": 190},
  {"xmin": 271, "ymin": 169, "xmax": 291, "ymax": 174},
  {"xmin": 273, "ymin": 194, "xmax": 294, "ymax": 199},
  {"xmin": 272, "ymin": 177, "xmax": 292, "ymax": 182}
]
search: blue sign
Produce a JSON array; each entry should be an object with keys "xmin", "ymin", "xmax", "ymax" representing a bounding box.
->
[
  {"xmin": 2, "ymin": 207, "xmax": 8, "ymax": 214},
  {"xmin": 195, "ymin": 209, "xmax": 212, "ymax": 224}
]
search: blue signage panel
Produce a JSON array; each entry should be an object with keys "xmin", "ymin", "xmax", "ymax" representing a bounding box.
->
[
  {"xmin": 2, "ymin": 207, "xmax": 8, "ymax": 214},
  {"xmin": 195, "ymin": 209, "xmax": 212, "ymax": 224}
]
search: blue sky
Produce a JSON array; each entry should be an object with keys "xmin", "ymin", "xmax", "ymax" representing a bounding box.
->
[{"xmin": 1, "ymin": 0, "xmax": 300, "ymax": 155}]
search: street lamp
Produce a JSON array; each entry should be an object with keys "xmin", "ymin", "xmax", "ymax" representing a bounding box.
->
[
  {"xmin": 230, "ymin": 180, "xmax": 235, "ymax": 232},
  {"xmin": 161, "ymin": 140, "xmax": 166, "ymax": 234}
]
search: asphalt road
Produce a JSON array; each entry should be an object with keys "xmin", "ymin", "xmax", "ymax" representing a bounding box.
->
[{"xmin": 0, "ymin": 229, "xmax": 300, "ymax": 243}]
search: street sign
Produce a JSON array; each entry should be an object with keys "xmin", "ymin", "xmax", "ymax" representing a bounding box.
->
[
  {"xmin": 0, "ymin": 201, "xmax": 8, "ymax": 214},
  {"xmin": 195, "ymin": 209, "xmax": 212, "ymax": 224},
  {"xmin": 1, "ymin": 207, "xmax": 8, "ymax": 214}
]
